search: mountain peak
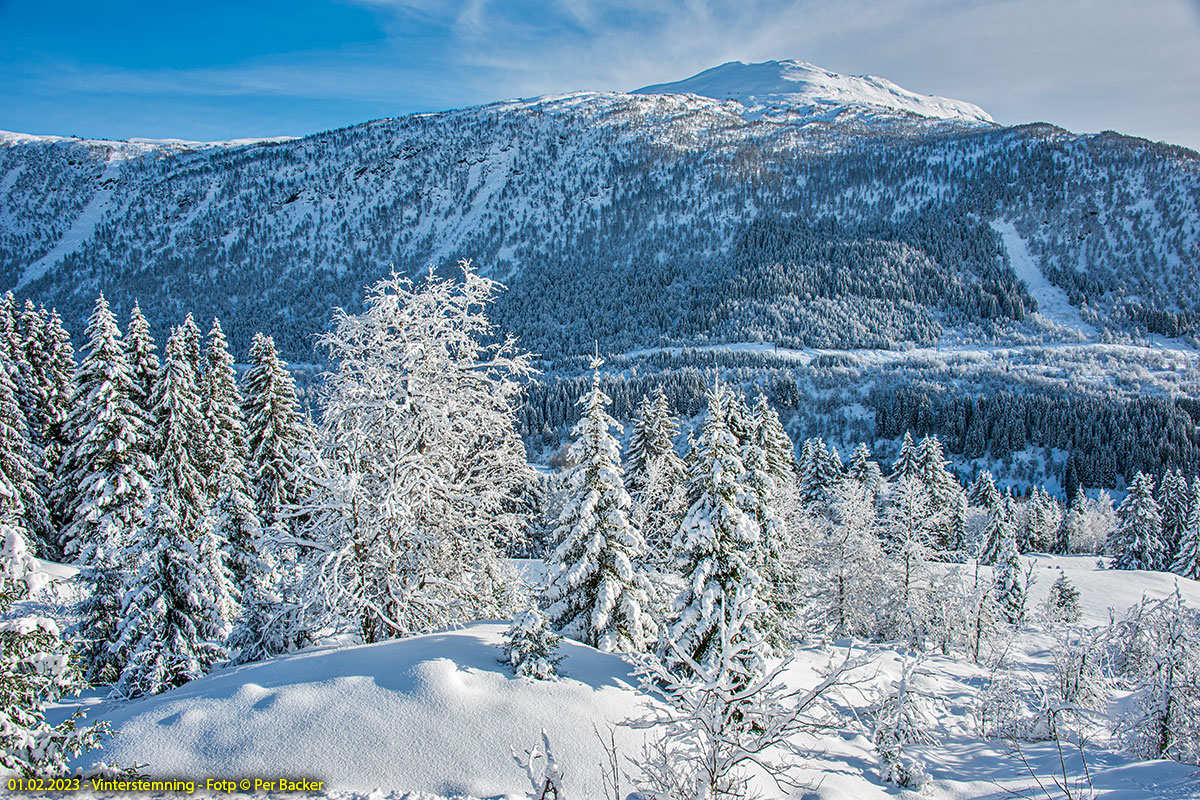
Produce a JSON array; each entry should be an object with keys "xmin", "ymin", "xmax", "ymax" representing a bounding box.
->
[{"xmin": 633, "ymin": 59, "xmax": 993, "ymax": 125}]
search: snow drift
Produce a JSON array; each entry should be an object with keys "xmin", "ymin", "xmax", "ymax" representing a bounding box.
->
[{"xmin": 78, "ymin": 623, "xmax": 647, "ymax": 797}]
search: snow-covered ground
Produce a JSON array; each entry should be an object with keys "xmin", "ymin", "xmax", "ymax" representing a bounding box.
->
[{"xmin": 56, "ymin": 556, "xmax": 1200, "ymax": 799}]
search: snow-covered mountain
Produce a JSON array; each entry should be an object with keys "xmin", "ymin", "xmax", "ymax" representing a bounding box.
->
[
  {"xmin": 2, "ymin": 59, "xmax": 1199, "ymax": 489},
  {"xmin": 634, "ymin": 59, "xmax": 994, "ymax": 125}
]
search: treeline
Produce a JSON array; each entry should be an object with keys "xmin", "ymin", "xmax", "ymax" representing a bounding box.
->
[{"xmin": 517, "ymin": 358, "xmax": 1200, "ymax": 493}]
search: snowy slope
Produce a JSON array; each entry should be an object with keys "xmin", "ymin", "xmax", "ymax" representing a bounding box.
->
[
  {"xmin": 634, "ymin": 59, "xmax": 994, "ymax": 124},
  {"xmin": 993, "ymin": 220, "xmax": 1097, "ymax": 338},
  {"xmin": 64, "ymin": 561, "xmax": 1200, "ymax": 799}
]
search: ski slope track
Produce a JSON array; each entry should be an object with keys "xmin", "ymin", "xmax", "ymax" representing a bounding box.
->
[{"xmin": 992, "ymin": 219, "xmax": 1097, "ymax": 338}]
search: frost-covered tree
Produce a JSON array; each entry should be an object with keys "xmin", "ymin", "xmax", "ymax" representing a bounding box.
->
[
  {"xmin": 884, "ymin": 477, "xmax": 938, "ymax": 646},
  {"xmin": 872, "ymin": 659, "xmax": 935, "ymax": 791},
  {"xmin": 669, "ymin": 386, "xmax": 763, "ymax": 673},
  {"xmin": 124, "ymin": 301, "xmax": 158, "ymax": 422},
  {"xmin": 1043, "ymin": 570, "xmax": 1081, "ymax": 625},
  {"xmin": 1170, "ymin": 478, "xmax": 1200, "ymax": 580},
  {"xmin": 243, "ymin": 333, "xmax": 306, "ymax": 535},
  {"xmin": 846, "ymin": 443, "xmax": 884, "ymax": 502},
  {"xmin": 993, "ymin": 520, "xmax": 1025, "ymax": 626},
  {"xmin": 544, "ymin": 357, "xmax": 653, "ymax": 654},
  {"xmin": 626, "ymin": 388, "xmax": 686, "ymax": 564},
  {"xmin": 298, "ymin": 265, "xmax": 532, "ymax": 642},
  {"xmin": 112, "ymin": 495, "xmax": 226, "ymax": 698},
  {"xmin": 630, "ymin": 591, "xmax": 856, "ymax": 800},
  {"xmin": 1108, "ymin": 472, "xmax": 1165, "ymax": 571},
  {"xmin": 966, "ymin": 469, "xmax": 1001, "ymax": 510},
  {"xmin": 1111, "ymin": 589, "xmax": 1200, "ymax": 765},
  {"xmin": 796, "ymin": 437, "xmax": 842, "ymax": 507},
  {"xmin": 55, "ymin": 295, "xmax": 153, "ymax": 563},
  {"xmin": 1158, "ymin": 469, "xmax": 1189, "ymax": 569},
  {"xmin": 818, "ymin": 481, "xmax": 889, "ymax": 638},
  {"xmin": 0, "ymin": 357, "xmax": 48, "ymax": 553},
  {"xmin": 0, "ymin": 527, "xmax": 111, "ymax": 776},
  {"xmin": 503, "ymin": 605, "xmax": 563, "ymax": 680},
  {"xmin": 890, "ymin": 431, "xmax": 921, "ymax": 483}
]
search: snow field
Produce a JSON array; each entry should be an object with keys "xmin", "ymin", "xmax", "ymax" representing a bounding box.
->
[{"xmin": 68, "ymin": 555, "xmax": 1200, "ymax": 799}]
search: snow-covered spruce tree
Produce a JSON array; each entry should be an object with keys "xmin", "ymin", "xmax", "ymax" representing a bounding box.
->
[
  {"xmin": 124, "ymin": 301, "xmax": 158, "ymax": 422},
  {"xmin": 668, "ymin": 386, "xmax": 764, "ymax": 674},
  {"xmin": 1110, "ymin": 589, "xmax": 1200, "ymax": 765},
  {"xmin": 722, "ymin": 391, "xmax": 755, "ymax": 450},
  {"xmin": 1158, "ymin": 469, "xmax": 1189, "ymax": 569},
  {"xmin": 1043, "ymin": 570, "xmax": 1081, "ymax": 625},
  {"xmin": 55, "ymin": 295, "xmax": 153, "ymax": 563},
  {"xmin": 1170, "ymin": 478, "xmax": 1200, "ymax": 580},
  {"xmin": 750, "ymin": 393, "xmax": 795, "ymax": 486},
  {"xmin": 57, "ymin": 297, "xmax": 154, "ymax": 684},
  {"xmin": 224, "ymin": 547, "xmax": 286, "ymax": 666},
  {"xmin": 966, "ymin": 469, "xmax": 1001, "ymax": 510},
  {"xmin": 1108, "ymin": 472, "xmax": 1166, "ymax": 571},
  {"xmin": 243, "ymin": 333, "xmax": 306, "ymax": 536},
  {"xmin": 872, "ymin": 658, "xmax": 935, "ymax": 791},
  {"xmin": 626, "ymin": 388, "xmax": 686, "ymax": 564},
  {"xmin": 796, "ymin": 437, "xmax": 843, "ymax": 508},
  {"xmin": 846, "ymin": 442, "xmax": 884, "ymax": 502},
  {"xmin": 915, "ymin": 435, "xmax": 965, "ymax": 555},
  {"xmin": 993, "ymin": 519, "xmax": 1026, "ymax": 626},
  {"xmin": 0, "ymin": 526, "xmax": 112, "ymax": 776},
  {"xmin": 740, "ymin": 400, "xmax": 795, "ymax": 651},
  {"xmin": 544, "ymin": 356, "xmax": 653, "ymax": 654},
  {"xmin": 626, "ymin": 388, "xmax": 683, "ymax": 497},
  {"xmin": 112, "ymin": 494, "xmax": 226, "ymax": 698},
  {"xmin": 0, "ymin": 356, "xmax": 48, "ymax": 554},
  {"xmin": 1055, "ymin": 488, "xmax": 1085, "ymax": 555},
  {"xmin": 890, "ymin": 431, "xmax": 921, "ymax": 483},
  {"xmin": 32, "ymin": 308, "xmax": 76, "ymax": 541},
  {"xmin": 201, "ymin": 319, "xmax": 262, "ymax": 578},
  {"xmin": 503, "ymin": 605, "xmax": 563, "ymax": 680},
  {"xmin": 179, "ymin": 312, "xmax": 203, "ymax": 382},
  {"xmin": 148, "ymin": 328, "xmax": 209, "ymax": 533},
  {"xmin": 1025, "ymin": 487, "xmax": 1062, "ymax": 554},
  {"xmin": 298, "ymin": 264, "xmax": 533, "ymax": 642}
]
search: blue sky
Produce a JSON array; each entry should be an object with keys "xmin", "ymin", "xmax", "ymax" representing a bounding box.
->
[{"xmin": 2, "ymin": 0, "xmax": 1199, "ymax": 150}]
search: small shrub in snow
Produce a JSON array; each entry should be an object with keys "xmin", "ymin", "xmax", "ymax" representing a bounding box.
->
[
  {"xmin": 504, "ymin": 607, "xmax": 563, "ymax": 680},
  {"xmin": 512, "ymin": 730, "xmax": 565, "ymax": 800},
  {"xmin": 1108, "ymin": 589, "xmax": 1200, "ymax": 765},
  {"xmin": 872, "ymin": 658, "xmax": 935, "ymax": 792}
]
